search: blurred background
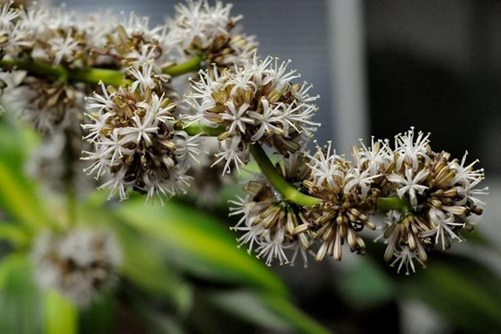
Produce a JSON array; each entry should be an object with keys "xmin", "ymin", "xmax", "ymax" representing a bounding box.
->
[{"xmin": 1, "ymin": 0, "xmax": 500, "ymax": 333}]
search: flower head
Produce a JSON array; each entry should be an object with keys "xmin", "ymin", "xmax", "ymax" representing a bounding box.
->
[
  {"xmin": 187, "ymin": 55, "xmax": 319, "ymax": 173},
  {"xmin": 230, "ymin": 153, "xmax": 313, "ymax": 267},
  {"xmin": 32, "ymin": 228, "xmax": 121, "ymax": 307},
  {"xmin": 83, "ymin": 64, "xmax": 199, "ymax": 201},
  {"xmin": 166, "ymin": 0, "xmax": 256, "ymax": 68}
]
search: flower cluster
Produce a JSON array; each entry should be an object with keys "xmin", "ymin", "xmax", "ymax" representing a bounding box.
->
[
  {"xmin": 83, "ymin": 63, "xmax": 199, "ymax": 201},
  {"xmin": 32, "ymin": 228, "xmax": 121, "ymax": 307},
  {"xmin": 0, "ymin": 1, "xmax": 254, "ymax": 131},
  {"xmin": 186, "ymin": 55, "xmax": 319, "ymax": 174},
  {"xmin": 0, "ymin": 3, "xmax": 110, "ymax": 131},
  {"xmin": 166, "ymin": 0, "xmax": 256, "ymax": 68},
  {"xmin": 230, "ymin": 128, "xmax": 487, "ymax": 274},
  {"xmin": 378, "ymin": 129, "xmax": 487, "ymax": 274},
  {"xmin": 231, "ymin": 153, "xmax": 313, "ymax": 266},
  {"xmin": 0, "ymin": 1, "xmax": 488, "ymax": 276}
]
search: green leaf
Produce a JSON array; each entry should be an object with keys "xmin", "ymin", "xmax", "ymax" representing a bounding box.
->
[
  {"xmin": 338, "ymin": 257, "xmax": 395, "ymax": 308},
  {"xmin": 260, "ymin": 292, "xmax": 331, "ymax": 334},
  {"xmin": 0, "ymin": 121, "xmax": 51, "ymax": 231},
  {"xmin": 80, "ymin": 295, "xmax": 114, "ymax": 334},
  {"xmin": 43, "ymin": 290, "xmax": 78, "ymax": 334},
  {"xmin": 0, "ymin": 254, "xmax": 44, "ymax": 334},
  {"xmin": 0, "ymin": 222, "xmax": 30, "ymax": 247},
  {"xmin": 112, "ymin": 221, "xmax": 193, "ymax": 315},
  {"xmin": 207, "ymin": 290, "xmax": 292, "ymax": 331},
  {"xmin": 399, "ymin": 254, "xmax": 501, "ymax": 333},
  {"xmin": 114, "ymin": 199, "xmax": 287, "ymax": 295}
]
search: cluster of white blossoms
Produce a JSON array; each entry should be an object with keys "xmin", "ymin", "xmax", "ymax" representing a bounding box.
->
[
  {"xmin": 83, "ymin": 63, "xmax": 199, "ymax": 201},
  {"xmin": 0, "ymin": 0, "xmax": 488, "ymax": 278},
  {"xmin": 230, "ymin": 128, "xmax": 487, "ymax": 274},
  {"xmin": 186, "ymin": 55, "xmax": 319, "ymax": 174},
  {"xmin": 0, "ymin": 0, "xmax": 253, "ymax": 131},
  {"xmin": 166, "ymin": 0, "xmax": 256, "ymax": 68},
  {"xmin": 0, "ymin": 2, "xmax": 160, "ymax": 131},
  {"xmin": 231, "ymin": 153, "xmax": 313, "ymax": 267},
  {"xmin": 32, "ymin": 228, "xmax": 121, "ymax": 307}
]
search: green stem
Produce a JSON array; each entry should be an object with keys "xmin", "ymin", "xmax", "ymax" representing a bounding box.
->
[
  {"xmin": 71, "ymin": 67, "xmax": 125, "ymax": 86},
  {"xmin": 249, "ymin": 143, "xmax": 322, "ymax": 207},
  {"xmin": 182, "ymin": 123, "xmax": 225, "ymax": 136},
  {"xmin": 0, "ymin": 58, "xmax": 68, "ymax": 81},
  {"xmin": 162, "ymin": 54, "xmax": 204, "ymax": 77},
  {"xmin": 0, "ymin": 54, "xmax": 204, "ymax": 86},
  {"xmin": 376, "ymin": 196, "xmax": 412, "ymax": 213}
]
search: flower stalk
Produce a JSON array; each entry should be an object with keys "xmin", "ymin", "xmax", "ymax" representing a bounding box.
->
[
  {"xmin": 0, "ymin": 54, "xmax": 205, "ymax": 86},
  {"xmin": 249, "ymin": 143, "xmax": 323, "ymax": 207},
  {"xmin": 162, "ymin": 54, "xmax": 204, "ymax": 77}
]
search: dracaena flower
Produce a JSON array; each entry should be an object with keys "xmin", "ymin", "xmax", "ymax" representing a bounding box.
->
[
  {"xmin": 32, "ymin": 228, "xmax": 121, "ymax": 307},
  {"xmin": 82, "ymin": 63, "xmax": 199, "ymax": 201},
  {"xmin": 186, "ymin": 55, "xmax": 319, "ymax": 174}
]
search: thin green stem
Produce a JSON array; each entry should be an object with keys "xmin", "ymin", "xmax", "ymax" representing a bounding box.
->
[
  {"xmin": 182, "ymin": 123, "xmax": 225, "ymax": 136},
  {"xmin": 0, "ymin": 54, "xmax": 204, "ymax": 87},
  {"xmin": 376, "ymin": 196, "xmax": 412, "ymax": 213},
  {"xmin": 249, "ymin": 143, "xmax": 322, "ymax": 207},
  {"xmin": 71, "ymin": 67, "xmax": 125, "ymax": 86},
  {"xmin": 162, "ymin": 54, "xmax": 204, "ymax": 77},
  {"xmin": 0, "ymin": 58, "xmax": 68, "ymax": 81}
]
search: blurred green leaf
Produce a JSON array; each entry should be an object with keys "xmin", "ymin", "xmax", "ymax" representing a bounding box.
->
[
  {"xmin": 0, "ymin": 116, "xmax": 38, "ymax": 170},
  {"xmin": 0, "ymin": 121, "xmax": 51, "ymax": 231},
  {"xmin": 0, "ymin": 222, "xmax": 30, "ymax": 247},
  {"xmin": 80, "ymin": 295, "xmax": 114, "ymax": 334},
  {"xmin": 134, "ymin": 299, "xmax": 187, "ymax": 334},
  {"xmin": 0, "ymin": 254, "xmax": 44, "ymax": 334},
  {"xmin": 112, "ymin": 221, "xmax": 193, "ymax": 315},
  {"xmin": 338, "ymin": 257, "xmax": 395, "ymax": 308},
  {"xmin": 208, "ymin": 290, "xmax": 292, "ymax": 331},
  {"xmin": 114, "ymin": 199, "xmax": 287, "ymax": 295},
  {"xmin": 76, "ymin": 198, "xmax": 193, "ymax": 315},
  {"xmin": 43, "ymin": 290, "xmax": 78, "ymax": 334},
  {"xmin": 260, "ymin": 292, "xmax": 331, "ymax": 334},
  {"xmin": 399, "ymin": 254, "xmax": 501, "ymax": 333}
]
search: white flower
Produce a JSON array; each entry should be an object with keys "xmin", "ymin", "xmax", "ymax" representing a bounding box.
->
[
  {"xmin": 352, "ymin": 137, "xmax": 393, "ymax": 175},
  {"xmin": 428, "ymin": 208, "xmax": 464, "ymax": 250},
  {"xmin": 344, "ymin": 167, "xmax": 380, "ymax": 198},
  {"xmin": 212, "ymin": 136, "xmax": 246, "ymax": 175},
  {"xmin": 308, "ymin": 141, "xmax": 345, "ymax": 188},
  {"xmin": 85, "ymin": 81, "xmax": 115, "ymax": 115},
  {"xmin": 221, "ymin": 101, "xmax": 253, "ymax": 134},
  {"xmin": 129, "ymin": 64, "xmax": 156, "ymax": 93},
  {"xmin": 0, "ymin": 3, "xmax": 19, "ymax": 29},
  {"xmin": 449, "ymin": 151, "xmax": 485, "ymax": 186},
  {"xmin": 248, "ymin": 98, "xmax": 283, "ymax": 141},
  {"xmin": 98, "ymin": 167, "xmax": 128, "ymax": 200},
  {"xmin": 256, "ymin": 228, "xmax": 289, "ymax": 266},
  {"xmin": 390, "ymin": 246, "xmax": 425, "ymax": 275},
  {"xmin": 458, "ymin": 177, "xmax": 489, "ymax": 207},
  {"xmin": 388, "ymin": 168, "xmax": 429, "ymax": 208},
  {"xmin": 280, "ymin": 102, "xmax": 319, "ymax": 138},
  {"xmin": 374, "ymin": 210, "xmax": 402, "ymax": 243},
  {"xmin": 174, "ymin": 131, "xmax": 201, "ymax": 163},
  {"xmin": 48, "ymin": 34, "xmax": 80, "ymax": 64},
  {"xmin": 167, "ymin": 0, "xmax": 241, "ymax": 50},
  {"xmin": 395, "ymin": 127, "xmax": 430, "ymax": 170},
  {"xmin": 268, "ymin": 58, "xmax": 301, "ymax": 91},
  {"xmin": 119, "ymin": 113, "xmax": 159, "ymax": 146}
]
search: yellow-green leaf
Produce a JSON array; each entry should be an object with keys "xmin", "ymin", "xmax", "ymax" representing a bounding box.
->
[
  {"xmin": 114, "ymin": 199, "xmax": 287, "ymax": 295},
  {"xmin": 43, "ymin": 290, "xmax": 78, "ymax": 334}
]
